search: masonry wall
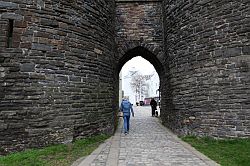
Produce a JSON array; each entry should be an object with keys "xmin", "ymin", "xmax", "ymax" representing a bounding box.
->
[
  {"xmin": 0, "ymin": 0, "xmax": 116, "ymax": 154},
  {"xmin": 162, "ymin": 0, "xmax": 250, "ymax": 137},
  {"xmin": 115, "ymin": 0, "xmax": 164, "ymax": 64},
  {"xmin": 0, "ymin": 0, "xmax": 249, "ymax": 156}
]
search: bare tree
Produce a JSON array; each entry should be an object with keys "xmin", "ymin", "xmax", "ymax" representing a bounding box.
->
[{"xmin": 130, "ymin": 72, "xmax": 154, "ymax": 102}]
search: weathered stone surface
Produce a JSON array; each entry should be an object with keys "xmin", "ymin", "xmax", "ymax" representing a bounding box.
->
[
  {"xmin": 1, "ymin": 13, "xmax": 23, "ymax": 20},
  {"xmin": 161, "ymin": 0, "xmax": 250, "ymax": 138},
  {"xmin": 115, "ymin": 0, "xmax": 164, "ymax": 73},
  {"xmin": 20, "ymin": 63, "xmax": 35, "ymax": 72},
  {"xmin": 0, "ymin": 0, "xmax": 116, "ymax": 155},
  {"xmin": 0, "ymin": 1, "xmax": 18, "ymax": 9},
  {"xmin": 0, "ymin": 0, "xmax": 249, "ymax": 155}
]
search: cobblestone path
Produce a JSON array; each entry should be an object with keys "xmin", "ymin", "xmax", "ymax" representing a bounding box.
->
[{"xmin": 75, "ymin": 106, "xmax": 219, "ymax": 166}]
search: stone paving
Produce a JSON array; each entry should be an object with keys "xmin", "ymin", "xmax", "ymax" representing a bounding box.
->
[{"xmin": 76, "ymin": 106, "xmax": 219, "ymax": 166}]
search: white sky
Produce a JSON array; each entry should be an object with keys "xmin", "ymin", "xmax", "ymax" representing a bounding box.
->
[{"xmin": 121, "ymin": 56, "xmax": 156, "ymax": 77}]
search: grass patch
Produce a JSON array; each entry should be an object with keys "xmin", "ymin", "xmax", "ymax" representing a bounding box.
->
[
  {"xmin": 181, "ymin": 136, "xmax": 250, "ymax": 166},
  {"xmin": 0, "ymin": 134, "xmax": 110, "ymax": 166}
]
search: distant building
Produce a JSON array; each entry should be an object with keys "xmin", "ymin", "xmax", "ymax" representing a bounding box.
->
[
  {"xmin": 121, "ymin": 68, "xmax": 159, "ymax": 105},
  {"xmin": 145, "ymin": 71, "xmax": 159, "ymax": 98}
]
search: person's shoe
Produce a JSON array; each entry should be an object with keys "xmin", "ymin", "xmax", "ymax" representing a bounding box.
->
[{"xmin": 125, "ymin": 132, "xmax": 128, "ymax": 135}]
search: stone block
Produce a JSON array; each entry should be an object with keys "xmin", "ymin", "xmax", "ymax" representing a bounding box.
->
[
  {"xmin": 20, "ymin": 63, "xmax": 35, "ymax": 72},
  {"xmin": 40, "ymin": 18, "xmax": 59, "ymax": 28},
  {"xmin": 224, "ymin": 47, "xmax": 242, "ymax": 57},
  {"xmin": 32, "ymin": 43, "xmax": 51, "ymax": 51},
  {"xmin": 1, "ymin": 13, "xmax": 23, "ymax": 21},
  {"xmin": 0, "ymin": 1, "xmax": 18, "ymax": 9},
  {"xmin": 0, "ymin": 122, "xmax": 7, "ymax": 130},
  {"xmin": 242, "ymin": 46, "xmax": 250, "ymax": 54}
]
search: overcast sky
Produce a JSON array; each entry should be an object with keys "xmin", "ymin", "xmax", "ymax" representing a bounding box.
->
[{"xmin": 121, "ymin": 56, "xmax": 156, "ymax": 77}]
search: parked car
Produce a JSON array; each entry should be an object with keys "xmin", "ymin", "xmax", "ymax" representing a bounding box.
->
[{"xmin": 139, "ymin": 101, "xmax": 144, "ymax": 106}]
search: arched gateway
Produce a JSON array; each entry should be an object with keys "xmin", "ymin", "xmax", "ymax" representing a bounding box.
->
[{"xmin": 0, "ymin": 0, "xmax": 249, "ymax": 154}]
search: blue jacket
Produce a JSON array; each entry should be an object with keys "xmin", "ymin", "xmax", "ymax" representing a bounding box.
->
[{"xmin": 120, "ymin": 100, "xmax": 134, "ymax": 116}]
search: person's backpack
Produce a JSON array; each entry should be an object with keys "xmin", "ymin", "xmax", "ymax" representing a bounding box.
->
[{"xmin": 122, "ymin": 101, "xmax": 130, "ymax": 110}]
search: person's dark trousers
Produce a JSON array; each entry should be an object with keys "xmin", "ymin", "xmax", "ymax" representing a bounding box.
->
[
  {"xmin": 123, "ymin": 115, "xmax": 130, "ymax": 133},
  {"xmin": 151, "ymin": 107, "xmax": 155, "ymax": 116},
  {"xmin": 152, "ymin": 110, "xmax": 155, "ymax": 116}
]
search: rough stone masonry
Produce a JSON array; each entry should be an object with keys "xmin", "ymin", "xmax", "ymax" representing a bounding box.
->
[{"xmin": 0, "ymin": 0, "xmax": 249, "ymax": 154}]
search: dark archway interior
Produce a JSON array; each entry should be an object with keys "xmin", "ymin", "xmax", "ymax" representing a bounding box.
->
[{"xmin": 117, "ymin": 46, "xmax": 164, "ymax": 77}]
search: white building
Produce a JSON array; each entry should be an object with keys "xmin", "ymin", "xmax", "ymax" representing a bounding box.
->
[{"xmin": 145, "ymin": 71, "xmax": 160, "ymax": 98}]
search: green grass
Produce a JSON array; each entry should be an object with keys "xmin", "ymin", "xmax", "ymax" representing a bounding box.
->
[
  {"xmin": 182, "ymin": 136, "xmax": 250, "ymax": 166},
  {"xmin": 0, "ymin": 134, "xmax": 110, "ymax": 166}
]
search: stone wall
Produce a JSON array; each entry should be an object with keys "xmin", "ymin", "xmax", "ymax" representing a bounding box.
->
[
  {"xmin": 162, "ymin": 0, "xmax": 250, "ymax": 137},
  {"xmin": 0, "ymin": 0, "xmax": 249, "ymax": 155},
  {"xmin": 0, "ymin": 0, "xmax": 116, "ymax": 154},
  {"xmin": 115, "ymin": 0, "xmax": 164, "ymax": 70}
]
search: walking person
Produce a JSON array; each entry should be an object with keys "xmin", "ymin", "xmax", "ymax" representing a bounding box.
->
[
  {"xmin": 120, "ymin": 98, "xmax": 134, "ymax": 135},
  {"xmin": 150, "ymin": 98, "xmax": 157, "ymax": 117}
]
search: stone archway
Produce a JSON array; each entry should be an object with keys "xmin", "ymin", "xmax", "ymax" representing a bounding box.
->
[
  {"xmin": 117, "ymin": 46, "xmax": 163, "ymax": 104},
  {"xmin": 114, "ymin": 0, "xmax": 166, "ymax": 127},
  {"xmin": 114, "ymin": 46, "xmax": 164, "ymax": 131},
  {"xmin": 115, "ymin": 0, "xmax": 250, "ymax": 138},
  {"xmin": 117, "ymin": 46, "xmax": 164, "ymax": 77}
]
